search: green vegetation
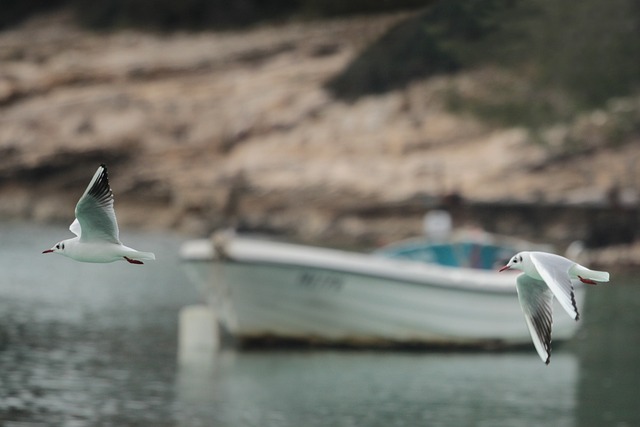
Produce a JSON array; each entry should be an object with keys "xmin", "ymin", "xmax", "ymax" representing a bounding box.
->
[
  {"xmin": 327, "ymin": 0, "xmax": 640, "ymax": 132},
  {"xmin": 1, "ymin": 0, "xmax": 66, "ymax": 29},
  {"xmin": 326, "ymin": 0, "xmax": 522, "ymax": 99},
  {"xmin": 0, "ymin": 0, "xmax": 428, "ymax": 31},
  {"xmin": 70, "ymin": 0, "xmax": 297, "ymax": 30},
  {"xmin": 532, "ymin": 0, "xmax": 640, "ymax": 108},
  {"xmin": 3, "ymin": 0, "xmax": 638, "ymax": 137},
  {"xmin": 441, "ymin": 68, "xmax": 574, "ymax": 129}
]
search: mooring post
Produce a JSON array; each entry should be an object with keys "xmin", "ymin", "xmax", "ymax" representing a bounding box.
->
[{"xmin": 178, "ymin": 304, "xmax": 220, "ymax": 368}]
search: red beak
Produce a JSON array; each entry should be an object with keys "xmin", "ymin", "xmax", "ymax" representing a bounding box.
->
[
  {"xmin": 42, "ymin": 249, "xmax": 54, "ymax": 254},
  {"xmin": 499, "ymin": 265, "xmax": 510, "ymax": 272}
]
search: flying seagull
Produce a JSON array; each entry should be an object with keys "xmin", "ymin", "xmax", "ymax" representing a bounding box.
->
[
  {"xmin": 500, "ymin": 251, "xmax": 609, "ymax": 364},
  {"xmin": 42, "ymin": 164, "xmax": 155, "ymax": 265}
]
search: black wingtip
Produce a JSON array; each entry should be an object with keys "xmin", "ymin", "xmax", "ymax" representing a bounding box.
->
[
  {"xmin": 100, "ymin": 163, "xmax": 107, "ymax": 169},
  {"xmin": 88, "ymin": 164, "xmax": 113, "ymax": 204},
  {"xmin": 570, "ymin": 288, "xmax": 580, "ymax": 321},
  {"xmin": 545, "ymin": 343, "xmax": 551, "ymax": 365},
  {"xmin": 544, "ymin": 345, "xmax": 551, "ymax": 365}
]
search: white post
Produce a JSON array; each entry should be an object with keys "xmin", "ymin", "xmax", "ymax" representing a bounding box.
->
[{"xmin": 178, "ymin": 304, "xmax": 220, "ymax": 369}]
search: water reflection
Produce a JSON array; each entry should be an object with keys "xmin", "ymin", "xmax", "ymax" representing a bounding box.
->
[
  {"xmin": 574, "ymin": 278, "xmax": 640, "ymax": 427},
  {"xmin": 176, "ymin": 350, "xmax": 578, "ymax": 427}
]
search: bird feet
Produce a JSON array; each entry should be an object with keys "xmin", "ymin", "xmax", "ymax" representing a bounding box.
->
[
  {"xmin": 124, "ymin": 256, "xmax": 144, "ymax": 265},
  {"xmin": 578, "ymin": 276, "xmax": 597, "ymax": 285}
]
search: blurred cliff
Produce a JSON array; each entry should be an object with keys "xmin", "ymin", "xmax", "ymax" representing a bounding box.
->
[{"xmin": 0, "ymin": 0, "xmax": 639, "ymax": 247}]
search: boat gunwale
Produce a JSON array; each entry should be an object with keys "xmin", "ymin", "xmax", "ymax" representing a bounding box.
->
[{"xmin": 180, "ymin": 235, "xmax": 581, "ymax": 294}]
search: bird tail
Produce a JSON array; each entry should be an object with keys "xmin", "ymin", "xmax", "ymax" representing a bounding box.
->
[
  {"xmin": 134, "ymin": 251, "xmax": 156, "ymax": 261},
  {"xmin": 586, "ymin": 269, "xmax": 609, "ymax": 282},
  {"xmin": 577, "ymin": 266, "xmax": 609, "ymax": 283}
]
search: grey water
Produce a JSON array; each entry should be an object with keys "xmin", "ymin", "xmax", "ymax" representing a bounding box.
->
[{"xmin": 0, "ymin": 222, "xmax": 639, "ymax": 427}]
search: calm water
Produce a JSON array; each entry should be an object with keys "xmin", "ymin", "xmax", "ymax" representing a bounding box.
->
[{"xmin": 0, "ymin": 222, "xmax": 639, "ymax": 426}]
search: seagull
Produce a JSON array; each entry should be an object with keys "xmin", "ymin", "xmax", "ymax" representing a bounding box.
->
[
  {"xmin": 500, "ymin": 251, "xmax": 609, "ymax": 364},
  {"xmin": 42, "ymin": 164, "xmax": 156, "ymax": 265}
]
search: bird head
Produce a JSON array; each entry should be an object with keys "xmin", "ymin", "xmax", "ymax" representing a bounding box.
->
[
  {"xmin": 42, "ymin": 241, "xmax": 67, "ymax": 255},
  {"xmin": 499, "ymin": 253, "xmax": 524, "ymax": 272}
]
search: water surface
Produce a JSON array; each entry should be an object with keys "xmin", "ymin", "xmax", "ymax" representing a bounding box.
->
[{"xmin": 0, "ymin": 222, "xmax": 639, "ymax": 426}]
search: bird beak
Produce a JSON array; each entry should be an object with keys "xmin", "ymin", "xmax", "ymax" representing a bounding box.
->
[
  {"xmin": 499, "ymin": 265, "xmax": 510, "ymax": 272},
  {"xmin": 42, "ymin": 249, "xmax": 54, "ymax": 254}
]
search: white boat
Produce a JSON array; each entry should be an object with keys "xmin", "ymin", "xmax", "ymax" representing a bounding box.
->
[{"xmin": 180, "ymin": 225, "xmax": 585, "ymax": 349}]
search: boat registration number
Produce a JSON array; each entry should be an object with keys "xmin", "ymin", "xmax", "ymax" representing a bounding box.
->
[{"xmin": 297, "ymin": 271, "xmax": 344, "ymax": 291}]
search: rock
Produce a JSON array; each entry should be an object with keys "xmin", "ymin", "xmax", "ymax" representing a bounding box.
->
[{"xmin": 0, "ymin": 13, "xmax": 639, "ymax": 250}]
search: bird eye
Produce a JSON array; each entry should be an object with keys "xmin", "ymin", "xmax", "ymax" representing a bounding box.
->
[{"xmin": 56, "ymin": 244, "xmax": 60, "ymax": 249}]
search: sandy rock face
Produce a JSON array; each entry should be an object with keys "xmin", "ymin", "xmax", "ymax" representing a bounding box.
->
[{"xmin": 0, "ymin": 13, "xmax": 638, "ymax": 245}]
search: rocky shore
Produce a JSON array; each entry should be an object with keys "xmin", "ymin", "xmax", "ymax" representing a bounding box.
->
[{"xmin": 1, "ymin": 13, "xmax": 639, "ymax": 262}]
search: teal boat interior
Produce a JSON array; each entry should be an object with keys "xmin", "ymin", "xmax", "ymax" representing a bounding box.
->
[{"xmin": 376, "ymin": 240, "xmax": 517, "ymax": 270}]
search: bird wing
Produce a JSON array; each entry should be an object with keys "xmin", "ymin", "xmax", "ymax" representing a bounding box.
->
[
  {"xmin": 69, "ymin": 218, "xmax": 81, "ymax": 237},
  {"xmin": 529, "ymin": 252, "xmax": 579, "ymax": 320},
  {"xmin": 516, "ymin": 274, "xmax": 554, "ymax": 364},
  {"xmin": 73, "ymin": 164, "xmax": 120, "ymax": 244}
]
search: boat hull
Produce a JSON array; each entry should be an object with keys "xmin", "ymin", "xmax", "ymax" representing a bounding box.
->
[{"xmin": 184, "ymin": 237, "xmax": 585, "ymax": 348}]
